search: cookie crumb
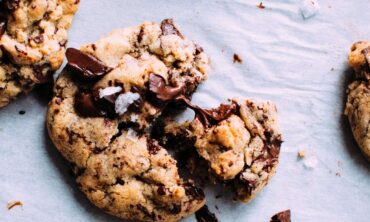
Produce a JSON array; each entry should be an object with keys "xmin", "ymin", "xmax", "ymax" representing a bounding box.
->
[
  {"xmin": 233, "ymin": 53, "xmax": 243, "ymax": 64},
  {"xmin": 297, "ymin": 150, "xmax": 305, "ymax": 158},
  {"xmin": 270, "ymin": 209, "xmax": 291, "ymax": 222},
  {"xmin": 257, "ymin": 2, "xmax": 266, "ymax": 9},
  {"xmin": 335, "ymin": 172, "xmax": 341, "ymax": 177},
  {"xmin": 18, "ymin": 110, "xmax": 26, "ymax": 115},
  {"xmin": 215, "ymin": 194, "xmax": 222, "ymax": 199},
  {"xmin": 7, "ymin": 201, "xmax": 23, "ymax": 210}
]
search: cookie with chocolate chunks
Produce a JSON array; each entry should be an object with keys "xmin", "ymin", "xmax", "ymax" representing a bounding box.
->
[
  {"xmin": 160, "ymin": 98, "xmax": 282, "ymax": 202},
  {"xmin": 0, "ymin": 0, "xmax": 79, "ymax": 108},
  {"xmin": 47, "ymin": 19, "xmax": 209, "ymax": 222},
  {"xmin": 345, "ymin": 41, "xmax": 370, "ymax": 162}
]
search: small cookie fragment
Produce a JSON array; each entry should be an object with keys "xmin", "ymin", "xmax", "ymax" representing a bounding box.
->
[
  {"xmin": 159, "ymin": 98, "xmax": 282, "ymax": 202},
  {"xmin": 270, "ymin": 210, "xmax": 291, "ymax": 222},
  {"xmin": 345, "ymin": 41, "xmax": 370, "ymax": 162},
  {"xmin": 233, "ymin": 53, "xmax": 243, "ymax": 64},
  {"xmin": 297, "ymin": 150, "xmax": 305, "ymax": 158},
  {"xmin": 7, "ymin": 201, "xmax": 23, "ymax": 210}
]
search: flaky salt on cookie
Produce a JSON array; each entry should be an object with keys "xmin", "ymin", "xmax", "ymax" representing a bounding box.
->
[{"xmin": 47, "ymin": 19, "xmax": 210, "ymax": 222}]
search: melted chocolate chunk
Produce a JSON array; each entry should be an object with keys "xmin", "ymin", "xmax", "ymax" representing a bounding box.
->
[
  {"xmin": 195, "ymin": 206, "xmax": 219, "ymax": 222},
  {"xmin": 66, "ymin": 48, "xmax": 112, "ymax": 80},
  {"xmin": 176, "ymin": 96, "xmax": 238, "ymax": 127},
  {"xmin": 149, "ymin": 73, "xmax": 184, "ymax": 102},
  {"xmin": 184, "ymin": 182, "xmax": 204, "ymax": 200},
  {"xmin": 160, "ymin": 19, "xmax": 183, "ymax": 38},
  {"xmin": 74, "ymin": 91, "xmax": 106, "ymax": 117},
  {"xmin": 270, "ymin": 210, "xmax": 291, "ymax": 222}
]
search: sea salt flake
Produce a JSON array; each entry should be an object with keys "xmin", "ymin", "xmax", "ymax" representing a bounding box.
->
[
  {"xmin": 300, "ymin": 0, "xmax": 320, "ymax": 19},
  {"xmin": 99, "ymin": 86, "xmax": 122, "ymax": 98},
  {"xmin": 304, "ymin": 155, "xmax": 318, "ymax": 169},
  {"xmin": 115, "ymin": 92, "xmax": 140, "ymax": 115}
]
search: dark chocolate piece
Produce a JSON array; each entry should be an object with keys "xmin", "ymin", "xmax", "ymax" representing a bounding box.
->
[
  {"xmin": 74, "ymin": 91, "xmax": 106, "ymax": 117},
  {"xmin": 176, "ymin": 96, "xmax": 238, "ymax": 127},
  {"xmin": 195, "ymin": 205, "xmax": 219, "ymax": 222},
  {"xmin": 149, "ymin": 73, "xmax": 184, "ymax": 102},
  {"xmin": 66, "ymin": 48, "xmax": 112, "ymax": 80},
  {"xmin": 184, "ymin": 182, "xmax": 205, "ymax": 200},
  {"xmin": 160, "ymin": 19, "xmax": 183, "ymax": 38},
  {"xmin": 270, "ymin": 210, "xmax": 291, "ymax": 222}
]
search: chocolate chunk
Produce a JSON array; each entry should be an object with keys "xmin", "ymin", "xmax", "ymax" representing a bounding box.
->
[
  {"xmin": 18, "ymin": 110, "xmax": 26, "ymax": 115},
  {"xmin": 32, "ymin": 35, "xmax": 44, "ymax": 44},
  {"xmin": 66, "ymin": 48, "xmax": 112, "ymax": 80},
  {"xmin": 160, "ymin": 19, "xmax": 183, "ymax": 38},
  {"xmin": 233, "ymin": 53, "xmax": 243, "ymax": 64},
  {"xmin": 176, "ymin": 96, "xmax": 238, "ymax": 127},
  {"xmin": 270, "ymin": 210, "xmax": 291, "ymax": 222},
  {"xmin": 149, "ymin": 73, "xmax": 184, "ymax": 102},
  {"xmin": 74, "ymin": 91, "xmax": 106, "ymax": 117},
  {"xmin": 184, "ymin": 182, "xmax": 204, "ymax": 200},
  {"xmin": 148, "ymin": 139, "xmax": 161, "ymax": 155},
  {"xmin": 195, "ymin": 206, "xmax": 219, "ymax": 222},
  {"xmin": 2, "ymin": 0, "xmax": 20, "ymax": 11},
  {"xmin": 361, "ymin": 47, "xmax": 370, "ymax": 65},
  {"xmin": 33, "ymin": 64, "xmax": 53, "ymax": 84}
]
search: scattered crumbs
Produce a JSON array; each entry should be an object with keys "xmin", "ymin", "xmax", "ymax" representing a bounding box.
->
[
  {"xmin": 303, "ymin": 155, "xmax": 318, "ymax": 169},
  {"xmin": 7, "ymin": 201, "xmax": 23, "ymax": 210},
  {"xmin": 300, "ymin": 0, "xmax": 320, "ymax": 19},
  {"xmin": 298, "ymin": 150, "xmax": 306, "ymax": 158},
  {"xmin": 18, "ymin": 110, "xmax": 26, "ymax": 115},
  {"xmin": 257, "ymin": 2, "xmax": 265, "ymax": 9},
  {"xmin": 336, "ymin": 172, "xmax": 341, "ymax": 177},
  {"xmin": 233, "ymin": 53, "xmax": 243, "ymax": 64}
]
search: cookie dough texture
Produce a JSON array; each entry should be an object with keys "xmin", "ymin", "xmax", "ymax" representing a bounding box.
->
[
  {"xmin": 161, "ymin": 99, "xmax": 282, "ymax": 202},
  {"xmin": 345, "ymin": 41, "xmax": 370, "ymax": 161},
  {"xmin": 0, "ymin": 0, "xmax": 80, "ymax": 107},
  {"xmin": 47, "ymin": 20, "xmax": 209, "ymax": 222}
]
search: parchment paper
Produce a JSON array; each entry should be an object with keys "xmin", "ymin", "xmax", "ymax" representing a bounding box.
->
[{"xmin": 0, "ymin": 0, "xmax": 369, "ymax": 221}]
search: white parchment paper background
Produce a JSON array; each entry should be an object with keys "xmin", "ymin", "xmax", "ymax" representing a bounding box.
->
[{"xmin": 0, "ymin": 0, "xmax": 369, "ymax": 221}]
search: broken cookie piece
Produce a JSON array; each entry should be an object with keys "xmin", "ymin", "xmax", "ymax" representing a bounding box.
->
[
  {"xmin": 47, "ymin": 19, "xmax": 209, "ymax": 222},
  {"xmin": 160, "ymin": 98, "xmax": 282, "ymax": 202},
  {"xmin": 0, "ymin": 0, "xmax": 80, "ymax": 107},
  {"xmin": 345, "ymin": 41, "xmax": 370, "ymax": 162}
]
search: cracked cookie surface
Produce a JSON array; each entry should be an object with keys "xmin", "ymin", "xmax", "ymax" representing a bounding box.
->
[
  {"xmin": 0, "ymin": 0, "xmax": 79, "ymax": 107},
  {"xmin": 159, "ymin": 99, "xmax": 282, "ymax": 202},
  {"xmin": 47, "ymin": 19, "xmax": 209, "ymax": 222},
  {"xmin": 345, "ymin": 41, "xmax": 370, "ymax": 161}
]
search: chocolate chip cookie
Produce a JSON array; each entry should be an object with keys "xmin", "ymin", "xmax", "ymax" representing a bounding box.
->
[
  {"xmin": 345, "ymin": 41, "xmax": 370, "ymax": 161},
  {"xmin": 0, "ymin": 0, "xmax": 80, "ymax": 108},
  {"xmin": 47, "ymin": 19, "xmax": 209, "ymax": 222},
  {"xmin": 159, "ymin": 98, "xmax": 282, "ymax": 202}
]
